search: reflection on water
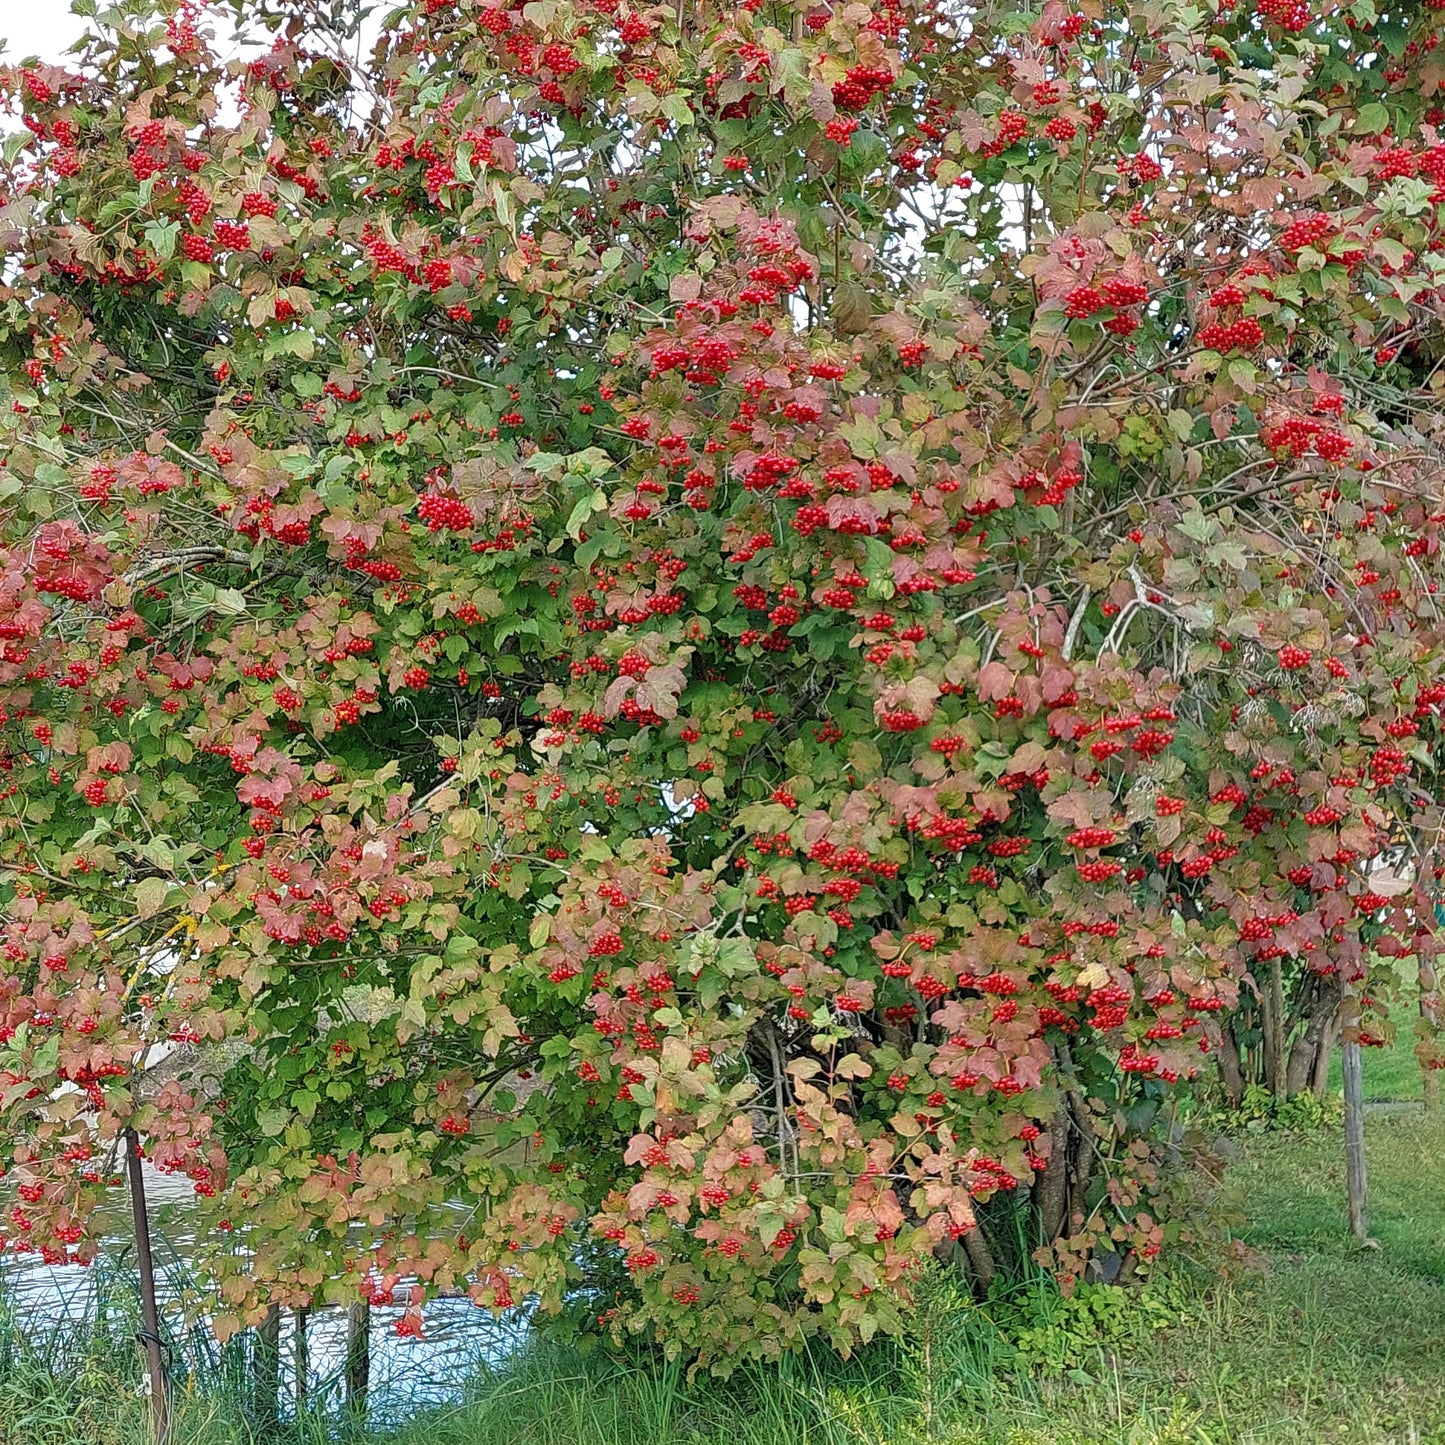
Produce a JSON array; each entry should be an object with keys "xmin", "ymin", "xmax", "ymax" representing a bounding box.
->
[{"xmin": 1, "ymin": 1163, "xmax": 524, "ymax": 1426}]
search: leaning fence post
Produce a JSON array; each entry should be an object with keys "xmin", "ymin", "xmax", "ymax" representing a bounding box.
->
[
  {"xmin": 1342, "ymin": 1036, "xmax": 1369, "ymax": 1242},
  {"xmin": 124, "ymin": 1126, "xmax": 170, "ymax": 1445},
  {"xmin": 294, "ymin": 1306, "xmax": 310, "ymax": 1412},
  {"xmin": 254, "ymin": 1305, "xmax": 281, "ymax": 1427},
  {"xmin": 345, "ymin": 1302, "xmax": 371, "ymax": 1420},
  {"xmin": 1419, "ymin": 941, "xmax": 1440, "ymax": 1113}
]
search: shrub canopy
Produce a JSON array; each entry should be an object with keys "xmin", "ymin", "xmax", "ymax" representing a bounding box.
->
[{"xmin": 1, "ymin": 0, "xmax": 1444, "ymax": 1367}]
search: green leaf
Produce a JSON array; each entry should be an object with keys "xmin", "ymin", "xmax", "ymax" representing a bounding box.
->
[
  {"xmin": 830, "ymin": 281, "xmax": 872, "ymax": 335},
  {"xmin": 1356, "ymin": 102, "xmax": 1389, "ymax": 135},
  {"xmin": 134, "ymin": 877, "xmax": 171, "ymax": 920},
  {"xmin": 213, "ymin": 589, "xmax": 249, "ymax": 617},
  {"xmin": 449, "ymin": 807, "xmax": 481, "ymax": 840},
  {"xmin": 257, "ymin": 1108, "xmax": 290, "ymax": 1137},
  {"xmin": 659, "ymin": 92, "xmax": 695, "ymax": 128},
  {"xmin": 567, "ymin": 490, "xmax": 606, "ymax": 540},
  {"xmin": 696, "ymin": 967, "xmax": 724, "ymax": 1011},
  {"xmin": 1226, "ymin": 357, "xmax": 1258, "ymax": 390},
  {"xmin": 144, "ymin": 220, "xmax": 179, "ymax": 259},
  {"xmin": 491, "ymin": 180, "xmax": 514, "ymax": 232}
]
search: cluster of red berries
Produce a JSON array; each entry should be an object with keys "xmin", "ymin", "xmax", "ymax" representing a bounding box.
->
[
  {"xmin": 831, "ymin": 64, "xmax": 893, "ymax": 110},
  {"xmin": 213, "ymin": 219, "xmax": 250, "ymax": 250},
  {"xmin": 541, "ymin": 42, "xmax": 580, "ymax": 74},
  {"xmin": 36, "ymin": 574, "xmax": 97, "ymax": 602},
  {"xmin": 1369, "ymin": 745, "xmax": 1409, "ymax": 787},
  {"xmin": 1118, "ymin": 1044, "xmax": 1164, "ymax": 1075},
  {"xmin": 880, "ymin": 709, "xmax": 926, "ymax": 733},
  {"xmin": 417, "ymin": 494, "xmax": 474, "ymax": 531},
  {"xmin": 1063, "ymin": 285, "xmax": 1106, "ymax": 317},
  {"xmin": 1101, "ymin": 276, "xmax": 1149, "ymax": 306},
  {"xmin": 1198, "ymin": 317, "xmax": 1265, "ymax": 351},
  {"xmin": 1256, "ymin": 0, "xmax": 1311, "ymax": 29},
  {"xmin": 983, "ymin": 110, "xmax": 1028, "ymax": 157},
  {"xmin": 1278, "ymin": 214, "xmax": 1332, "ymax": 252},
  {"xmin": 1263, "ymin": 416, "xmax": 1351, "ymax": 462}
]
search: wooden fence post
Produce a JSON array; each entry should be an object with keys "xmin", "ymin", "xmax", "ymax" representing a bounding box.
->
[
  {"xmin": 124, "ymin": 1127, "xmax": 169, "ymax": 1445},
  {"xmin": 294, "ymin": 1307, "xmax": 309, "ymax": 1413},
  {"xmin": 1419, "ymin": 946, "xmax": 1440, "ymax": 1113},
  {"xmin": 1342, "ymin": 1038, "xmax": 1369, "ymax": 1242},
  {"xmin": 253, "ymin": 1306, "xmax": 281, "ymax": 1427},
  {"xmin": 345, "ymin": 1302, "xmax": 371, "ymax": 1420}
]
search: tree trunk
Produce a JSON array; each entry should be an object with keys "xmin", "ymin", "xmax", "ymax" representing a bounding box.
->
[
  {"xmin": 1310, "ymin": 1012, "xmax": 1340, "ymax": 1099},
  {"xmin": 1286, "ymin": 984, "xmax": 1340, "ymax": 1097},
  {"xmin": 1215, "ymin": 1025, "xmax": 1247, "ymax": 1108},
  {"xmin": 1265, "ymin": 958, "xmax": 1287, "ymax": 1096},
  {"xmin": 1032, "ymin": 1110, "xmax": 1071, "ymax": 1245},
  {"xmin": 960, "ymin": 1226, "xmax": 995, "ymax": 1294},
  {"xmin": 1050, "ymin": 1040, "xmax": 1096, "ymax": 1230},
  {"xmin": 1065, "ymin": 1095, "xmax": 1095, "ymax": 1228}
]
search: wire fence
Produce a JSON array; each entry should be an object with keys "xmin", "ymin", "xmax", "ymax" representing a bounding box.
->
[{"xmin": 0, "ymin": 1169, "xmax": 526, "ymax": 1430}]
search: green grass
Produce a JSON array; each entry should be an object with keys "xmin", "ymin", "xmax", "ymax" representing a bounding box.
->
[
  {"xmin": 387, "ymin": 1113, "xmax": 1445, "ymax": 1445},
  {"xmin": 1325, "ymin": 998, "xmax": 1428, "ymax": 1101},
  {"xmin": 8, "ymin": 1113, "xmax": 1445, "ymax": 1445}
]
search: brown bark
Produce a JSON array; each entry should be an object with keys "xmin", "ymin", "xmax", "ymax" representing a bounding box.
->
[
  {"xmin": 1065, "ymin": 1094, "xmax": 1095, "ymax": 1228},
  {"xmin": 1265, "ymin": 958, "xmax": 1287, "ymax": 1097},
  {"xmin": 1215, "ymin": 1025, "xmax": 1247, "ymax": 1107},
  {"xmin": 125, "ymin": 1127, "xmax": 170, "ymax": 1445},
  {"xmin": 1049, "ymin": 1039, "xmax": 1096, "ymax": 1230},
  {"xmin": 960, "ymin": 1225, "xmax": 996, "ymax": 1294},
  {"xmin": 1310, "ymin": 1012, "xmax": 1340, "ymax": 1099},
  {"xmin": 1286, "ymin": 983, "xmax": 1340, "ymax": 1097},
  {"xmin": 1032, "ymin": 1109, "xmax": 1071, "ymax": 1245}
]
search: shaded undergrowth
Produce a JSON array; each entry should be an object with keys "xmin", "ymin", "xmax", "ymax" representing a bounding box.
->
[{"xmin": 3, "ymin": 1111, "xmax": 1445, "ymax": 1445}]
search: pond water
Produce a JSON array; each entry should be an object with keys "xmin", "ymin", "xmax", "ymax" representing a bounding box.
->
[{"xmin": 1, "ymin": 1163, "xmax": 525, "ymax": 1426}]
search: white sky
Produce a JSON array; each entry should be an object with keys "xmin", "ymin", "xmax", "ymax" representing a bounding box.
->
[{"xmin": 0, "ymin": 5, "xmax": 91, "ymax": 64}]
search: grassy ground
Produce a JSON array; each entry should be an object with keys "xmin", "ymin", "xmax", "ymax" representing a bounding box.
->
[
  {"xmin": 5, "ymin": 1112, "xmax": 1445, "ymax": 1445},
  {"xmin": 1325, "ymin": 998, "xmax": 1428, "ymax": 1102}
]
